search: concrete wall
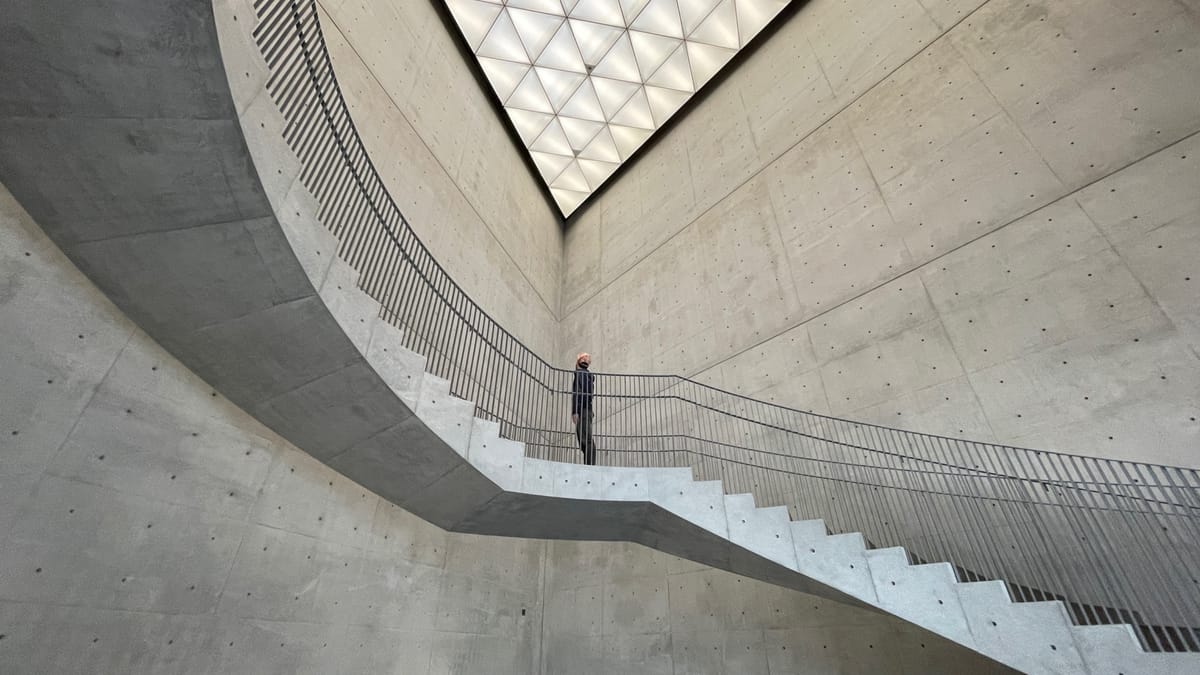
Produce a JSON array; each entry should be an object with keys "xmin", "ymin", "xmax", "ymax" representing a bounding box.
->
[
  {"xmin": 1, "ymin": 179, "xmax": 1011, "ymax": 673},
  {"xmin": 0, "ymin": 180, "xmax": 545, "ymax": 673},
  {"xmin": 560, "ymin": 0, "xmax": 1200, "ymax": 466},
  {"xmin": 317, "ymin": 0, "xmax": 562, "ymax": 357}
]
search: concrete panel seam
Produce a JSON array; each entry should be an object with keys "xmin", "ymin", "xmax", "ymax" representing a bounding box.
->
[
  {"xmin": 676, "ymin": 126, "xmax": 1200, "ymax": 394},
  {"xmin": 7, "ymin": 328, "xmax": 136, "ymax": 553},
  {"xmin": 943, "ymin": 37, "xmax": 1068, "ymax": 188}
]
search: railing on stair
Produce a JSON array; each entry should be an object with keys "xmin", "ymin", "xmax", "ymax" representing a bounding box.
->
[{"xmin": 250, "ymin": 0, "xmax": 1200, "ymax": 652}]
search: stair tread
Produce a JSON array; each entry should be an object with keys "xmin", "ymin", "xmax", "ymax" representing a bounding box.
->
[{"xmin": 348, "ymin": 309, "xmax": 1191, "ymax": 671}]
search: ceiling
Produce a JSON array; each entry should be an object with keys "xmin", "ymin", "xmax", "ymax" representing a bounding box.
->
[{"xmin": 444, "ymin": 0, "xmax": 790, "ymax": 215}]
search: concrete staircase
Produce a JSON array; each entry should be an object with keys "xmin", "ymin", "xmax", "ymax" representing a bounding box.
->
[
  {"xmin": 208, "ymin": 3, "xmax": 1199, "ymax": 668},
  {"xmin": 3, "ymin": 0, "xmax": 1190, "ymax": 670},
  {"xmin": 318, "ymin": 256, "xmax": 1198, "ymax": 675}
]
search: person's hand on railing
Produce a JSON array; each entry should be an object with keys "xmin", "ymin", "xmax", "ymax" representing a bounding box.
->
[{"xmin": 571, "ymin": 413, "xmax": 579, "ymax": 425}]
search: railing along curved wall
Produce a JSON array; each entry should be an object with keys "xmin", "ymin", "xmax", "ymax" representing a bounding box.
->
[{"xmin": 249, "ymin": 0, "xmax": 1200, "ymax": 652}]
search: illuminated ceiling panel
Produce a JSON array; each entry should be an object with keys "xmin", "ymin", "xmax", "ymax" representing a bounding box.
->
[{"xmin": 445, "ymin": 0, "xmax": 789, "ymax": 215}]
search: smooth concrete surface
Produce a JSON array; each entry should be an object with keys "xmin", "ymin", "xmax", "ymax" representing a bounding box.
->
[
  {"xmin": 0, "ymin": 0, "xmax": 495, "ymax": 532},
  {"xmin": 0, "ymin": 180, "xmax": 1017, "ymax": 673},
  {"xmin": 559, "ymin": 0, "xmax": 1200, "ymax": 467},
  {"xmin": 0, "ymin": 181, "xmax": 543, "ymax": 674},
  {"xmin": 2, "ymin": 0, "xmax": 1194, "ymax": 672},
  {"xmin": 315, "ymin": 0, "xmax": 562, "ymax": 357}
]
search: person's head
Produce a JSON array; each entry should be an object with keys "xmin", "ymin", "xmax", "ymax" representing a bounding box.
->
[{"xmin": 576, "ymin": 352, "xmax": 590, "ymax": 369}]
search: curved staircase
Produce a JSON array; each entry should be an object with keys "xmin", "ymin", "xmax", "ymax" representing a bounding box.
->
[{"xmin": 0, "ymin": 0, "xmax": 1196, "ymax": 672}]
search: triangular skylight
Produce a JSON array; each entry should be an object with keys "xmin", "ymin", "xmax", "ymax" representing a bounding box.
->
[{"xmin": 446, "ymin": 0, "xmax": 790, "ymax": 215}]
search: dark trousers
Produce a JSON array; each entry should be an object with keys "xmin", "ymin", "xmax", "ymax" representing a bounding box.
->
[{"xmin": 575, "ymin": 409, "xmax": 596, "ymax": 465}]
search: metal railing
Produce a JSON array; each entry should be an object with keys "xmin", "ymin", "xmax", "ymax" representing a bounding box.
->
[{"xmin": 250, "ymin": 0, "xmax": 1200, "ymax": 651}]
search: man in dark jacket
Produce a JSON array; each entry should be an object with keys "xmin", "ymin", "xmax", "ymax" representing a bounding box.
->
[{"xmin": 571, "ymin": 352, "xmax": 596, "ymax": 465}]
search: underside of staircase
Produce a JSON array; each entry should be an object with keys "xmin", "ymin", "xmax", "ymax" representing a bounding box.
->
[{"xmin": 0, "ymin": 1, "xmax": 1195, "ymax": 673}]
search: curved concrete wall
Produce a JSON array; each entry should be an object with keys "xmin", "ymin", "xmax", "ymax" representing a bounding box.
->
[
  {"xmin": 317, "ymin": 0, "xmax": 562, "ymax": 356},
  {"xmin": 0, "ymin": 182, "xmax": 545, "ymax": 673},
  {"xmin": 560, "ymin": 0, "xmax": 1200, "ymax": 466},
  {"xmin": 0, "ymin": 185, "xmax": 1011, "ymax": 673}
]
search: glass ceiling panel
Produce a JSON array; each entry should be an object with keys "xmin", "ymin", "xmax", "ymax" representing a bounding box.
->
[{"xmin": 445, "ymin": 0, "xmax": 790, "ymax": 215}]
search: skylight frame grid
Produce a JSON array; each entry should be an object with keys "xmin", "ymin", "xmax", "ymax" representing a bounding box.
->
[{"xmin": 445, "ymin": 0, "xmax": 789, "ymax": 215}]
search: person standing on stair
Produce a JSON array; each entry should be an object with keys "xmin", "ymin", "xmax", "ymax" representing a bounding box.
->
[{"xmin": 571, "ymin": 352, "xmax": 597, "ymax": 465}]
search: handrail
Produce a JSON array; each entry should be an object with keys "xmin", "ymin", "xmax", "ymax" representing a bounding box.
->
[{"xmin": 248, "ymin": 0, "xmax": 1200, "ymax": 652}]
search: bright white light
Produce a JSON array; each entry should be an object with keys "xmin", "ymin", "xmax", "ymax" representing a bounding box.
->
[
  {"xmin": 445, "ymin": 0, "xmax": 790, "ymax": 214},
  {"xmin": 647, "ymin": 43, "xmax": 693, "ymax": 92},
  {"xmin": 611, "ymin": 87, "xmax": 653, "ymax": 129}
]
